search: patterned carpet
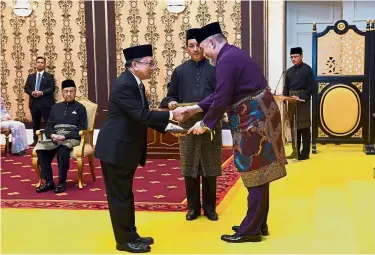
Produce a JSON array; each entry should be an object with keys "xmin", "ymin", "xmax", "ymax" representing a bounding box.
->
[{"xmin": 1, "ymin": 148, "xmax": 239, "ymax": 211}]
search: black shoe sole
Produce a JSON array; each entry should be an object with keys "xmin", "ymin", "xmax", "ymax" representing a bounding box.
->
[
  {"xmin": 116, "ymin": 245, "xmax": 151, "ymax": 253},
  {"xmin": 221, "ymin": 236, "xmax": 262, "ymax": 243}
]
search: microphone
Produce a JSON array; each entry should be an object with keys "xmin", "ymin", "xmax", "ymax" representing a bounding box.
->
[{"xmin": 273, "ymin": 71, "xmax": 285, "ymax": 95}]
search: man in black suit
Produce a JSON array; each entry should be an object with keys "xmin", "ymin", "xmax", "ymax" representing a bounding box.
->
[
  {"xmin": 24, "ymin": 56, "xmax": 56, "ymax": 146},
  {"xmin": 95, "ymin": 44, "xmax": 185, "ymax": 253}
]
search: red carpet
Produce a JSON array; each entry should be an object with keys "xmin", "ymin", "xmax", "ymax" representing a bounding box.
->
[{"xmin": 1, "ymin": 148, "xmax": 239, "ymax": 211}]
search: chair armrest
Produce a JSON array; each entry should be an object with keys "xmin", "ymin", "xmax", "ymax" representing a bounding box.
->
[
  {"xmin": 75, "ymin": 129, "xmax": 94, "ymax": 157},
  {"xmin": 79, "ymin": 129, "xmax": 93, "ymax": 136},
  {"xmin": 36, "ymin": 129, "xmax": 45, "ymax": 141}
]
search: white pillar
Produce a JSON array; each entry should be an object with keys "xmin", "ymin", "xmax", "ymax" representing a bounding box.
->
[{"xmin": 267, "ymin": 0, "xmax": 285, "ymax": 95}]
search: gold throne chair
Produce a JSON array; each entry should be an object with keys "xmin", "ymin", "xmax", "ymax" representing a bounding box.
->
[{"xmin": 32, "ymin": 96, "xmax": 98, "ymax": 189}]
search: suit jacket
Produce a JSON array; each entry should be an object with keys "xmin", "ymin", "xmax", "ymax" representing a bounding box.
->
[
  {"xmin": 95, "ymin": 70, "xmax": 170, "ymax": 170},
  {"xmin": 24, "ymin": 71, "xmax": 56, "ymax": 108}
]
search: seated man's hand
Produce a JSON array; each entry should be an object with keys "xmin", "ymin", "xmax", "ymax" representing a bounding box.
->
[{"xmin": 51, "ymin": 134, "xmax": 65, "ymax": 142}]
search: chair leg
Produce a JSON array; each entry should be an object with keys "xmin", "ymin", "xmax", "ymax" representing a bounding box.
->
[
  {"xmin": 88, "ymin": 155, "xmax": 96, "ymax": 181},
  {"xmin": 5, "ymin": 135, "xmax": 9, "ymax": 156},
  {"xmin": 77, "ymin": 157, "xmax": 84, "ymax": 189},
  {"xmin": 32, "ymin": 156, "xmax": 42, "ymax": 188}
]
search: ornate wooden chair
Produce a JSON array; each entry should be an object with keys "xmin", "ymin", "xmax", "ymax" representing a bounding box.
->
[
  {"xmin": 1, "ymin": 128, "xmax": 11, "ymax": 156},
  {"xmin": 32, "ymin": 96, "xmax": 98, "ymax": 188}
]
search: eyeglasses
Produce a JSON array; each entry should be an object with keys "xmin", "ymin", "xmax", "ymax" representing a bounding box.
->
[{"xmin": 136, "ymin": 61, "xmax": 156, "ymax": 67}]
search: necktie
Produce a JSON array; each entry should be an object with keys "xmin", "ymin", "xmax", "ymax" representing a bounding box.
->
[
  {"xmin": 36, "ymin": 73, "xmax": 41, "ymax": 91},
  {"xmin": 139, "ymin": 82, "xmax": 145, "ymax": 107}
]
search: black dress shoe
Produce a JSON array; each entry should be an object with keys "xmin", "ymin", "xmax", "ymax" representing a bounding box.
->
[
  {"xmin": 221, "ymin": 232, "xmax": 261, "ymax": 243},
  {"xmin": 232, "ymin": 225, "xmax": 269, "ymax": 236},
  {"xmin": 204, "ymin": 210, "xmax": 218, "ymax": 221},
  {"xmin": 186, "ymin": 210, "xmax": 200, "ymax": 221},
  {"xmin": 54, "ymin": 183, "xmax": 66, "ymax": 194},
  {"xmin": 286, "ymin": 151, "xmax": 298, "ymax": 159},
  {"xmin": 298, "ymin": 155, "xmax": 310, "ymax": 161},
  {"xmin": 36, "ymin": 182, "xmax": 55, "ymax": 193},
  {"xmin": 136, "ymin": 236, "xmax": 154, "ymax": 245},
  {"xmin": 116, "ymin": 241, "xmax": 151, "ymax": 253}
]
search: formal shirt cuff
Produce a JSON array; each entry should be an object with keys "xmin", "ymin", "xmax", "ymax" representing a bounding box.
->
[{"xmin": 169, "ymin": 111, "xmax": 173, "ymax": 120}]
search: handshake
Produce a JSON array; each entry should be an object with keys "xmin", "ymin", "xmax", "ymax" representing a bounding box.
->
[
  {"xmin": 165, "ymin": 105, "xmax": 205, "ymax": 137},
  {"xmin": 170, "ymin": 105, "xmax": 202, "ymax": 122}
]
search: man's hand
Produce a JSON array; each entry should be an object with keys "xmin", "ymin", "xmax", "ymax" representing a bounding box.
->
[
  {"xmin": 168, "ymin": 101, "xmax": 178, "ymax": 110},
  {"xmin": 172, "ymin": 107, "xmax": 189, "ymax": 122},
  {"xmin": 181, "ymin": 105, "xmax": 203, "ymax": 117},
  {"xmin": 187, "ymin": 121, "xmax": 207, "ymax": 135},
  {"xmin": 290, "ymin": 95, "xmax": 300, "ymax": 100},
  {"xmin": 51, "ymin": 134, "xmax": 65, "ymax": 142},
  {"xmin": 32, "ymin": 91, "xmax": 42, "ymax": 98}
]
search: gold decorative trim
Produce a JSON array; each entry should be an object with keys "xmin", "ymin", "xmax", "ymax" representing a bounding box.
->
[
  {"xmin": 114, "ymin": 0, "xmax": 125, "ymax": 77},
  {"xmin": 0, "ymin": 1, "xmax": 10, "ymax": 111},
  {"xmin": 351, "ymin": 82, "xmax": 363, "ymax": 93},
  {"xmin": 196, "ymin": 0, "xmax": 211, "ymax": 27},
  {"xmin": 161, "ymin": 9, "xmax": 177, "ymax": 96},
  {"xmin": 43, "ymin": 0, "xmax": 57, "ymax": 75},
  {"xmin": 10, "ymin": 13, "xmax": 27, "ymax": 121},
  {"xmin": 128, "ymin": 0, "xmax": 140, "ymax": 47},
  {"xmin": 59, "ymin": 0, "xmax": 76, "ymax": 79},
  {"xmin": 318, "ymin": 82, "xmax": 330, "ymax": 93},
  {"xmin": 27, "ymin": 1, "xmax": 40, "ymax": 75},
  {"xmin": 231, "ymin": 0, "xmax": 241, "ymax": 48},
  {"xmin": 76, "ymin": 0, "xmax": 88, "ymax": 97},
  {"xmin": 144, "ymin": 0, "xmax": 160, "ymax": 108},
  {"xmin": 352, "ymin": 128, "xmax": 362, "ymax": 138},
  {"xmin": 337, "ymin": 22, "xmax": 345, "ymax": 31},
  {"xmin": 318, "ymin": 127, "xmax": 329, "ymax": 138},
  {"xmin": 215, "ymin": 0, "xmax": 228, "ymax": 38},
  {"xmin": 179, "ymin": 0, "xmax": 192, "ymax": 64}
]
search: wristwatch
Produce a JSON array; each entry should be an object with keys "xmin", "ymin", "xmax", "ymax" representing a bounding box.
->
[{"xmin": 200, "ymin": 121, "xmax": 211, "ymax": 131}]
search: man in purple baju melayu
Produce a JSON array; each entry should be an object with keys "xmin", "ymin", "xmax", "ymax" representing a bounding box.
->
[{"xmin": 180, "ymin": 22, "xmax": 288, "ymax": 243}]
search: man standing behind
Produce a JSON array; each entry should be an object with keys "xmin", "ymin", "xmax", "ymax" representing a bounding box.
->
[
  {"xmin": 283, "ymin": 47, "xmax": 315, "ymax": 160},
  {"xmin": 160, "ymin": 28, "xmax": 221, "ymax": 222},
  {"xmin": 95, "ymin": 44, "xmax": 185, "ymax": 253},
  {"xmin": 24, "ymin": 56, "xmax": 55, "ymax": 146}
]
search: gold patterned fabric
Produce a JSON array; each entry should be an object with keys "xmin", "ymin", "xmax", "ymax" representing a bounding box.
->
[
  {"xmin": 178, "ymin": 113, "xmax": 222, "ymax": 178},
  {"xmin": 34, "ymin": 124, "xmax": 80, "ymax": 151},
  {"xmin": 288, "ymin": 90, "xmax": 311, "ymax": 129}
]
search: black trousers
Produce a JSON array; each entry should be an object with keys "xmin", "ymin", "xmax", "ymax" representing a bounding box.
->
[
  {"xmin": 31, "ymin": 101, "xmax": 52, "ymax": 143},
  {"xmin": 100, "ymin": 161, "xmax": 140, "ymax": 244},
  {"xmin": 37, "ymin": 145, "xmax": 71, "ymax": 183},
  {"xmin": 184, "ymin": 176, "xmax": 217, "ymax": 212},
  {"xmin": 297, "ymin": 128, "xmax": 311, "ymax": 158}
]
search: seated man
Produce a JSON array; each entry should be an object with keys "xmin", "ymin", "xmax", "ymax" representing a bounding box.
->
[
  {"xmin": 0, "ymin": 96, "xmax": 28, "ymax": 155},
  {"xmin": 35, "ymin": 80, "xmax": 87, "ymax": 194}
]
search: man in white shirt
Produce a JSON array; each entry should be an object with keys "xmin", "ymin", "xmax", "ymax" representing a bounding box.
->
[{"xmin": 24, "ymin": 56, "xmax": 56, "ymax": 146}]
